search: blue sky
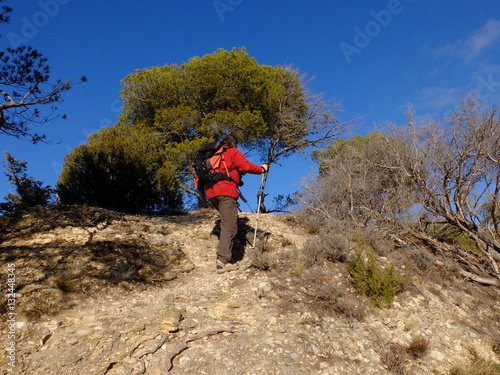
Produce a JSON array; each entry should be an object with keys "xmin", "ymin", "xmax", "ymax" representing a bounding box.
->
[{"xmin": 0, "ymin": 0, "xmax": 499, "ymax": 211}]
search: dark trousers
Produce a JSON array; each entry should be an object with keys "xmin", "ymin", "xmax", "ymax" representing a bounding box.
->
[{"xmin": 210, "ymin": 196, "xmax": 238, "ymax": 263}]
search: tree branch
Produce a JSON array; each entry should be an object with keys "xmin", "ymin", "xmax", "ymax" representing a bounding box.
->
[{"xmin": 458, "ymin": 268, "xmax": 500, "ymax": 287}]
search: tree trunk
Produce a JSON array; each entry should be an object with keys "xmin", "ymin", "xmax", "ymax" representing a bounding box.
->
[{"xmin": 256, "ymin": 169, "xmax": 268, "ymax": 213}]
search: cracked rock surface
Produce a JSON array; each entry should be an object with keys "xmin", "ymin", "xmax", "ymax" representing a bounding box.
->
[{"xmin": 0, "ymin": 205, "xmax": 499, "ymax": 375}]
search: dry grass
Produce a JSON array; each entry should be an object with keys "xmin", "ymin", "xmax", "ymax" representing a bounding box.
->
[
  {"xmin": 450, "ymin": 358, "xmax": 500, "ymax": 375},
  {"xmin": 302, "ymin": 232, "xmax": 351, "ymax": 265},
  {"xmin": 250, "ymin": 249, "xmax": 272, "ymax": 270},
  {"xmin": 406, "ymin": 335, "xmax": 430, "ymax": 359},
  {"xmin": 380, "ymin": 343, "xmax": 408, "ymax": 375},
  {"xmin": 377, "ymin": 335, "xmax": 430, "ymax": 375},
  {"xmin": 273, "ymin": 262, "xmax": 370, "ymax": 322}
]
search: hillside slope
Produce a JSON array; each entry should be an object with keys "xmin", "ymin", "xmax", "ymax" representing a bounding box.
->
[{"xmin": 0, "ymin": 205, "xmax": 499, "ymax": 375}]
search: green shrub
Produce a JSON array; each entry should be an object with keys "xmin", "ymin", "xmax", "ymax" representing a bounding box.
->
[
  {"xmin": 57, "ymin": 127, "xmax": 182, "ymax": 213},
  {"xmin": 0, "ymin": 152, "xmax": 55, "ymax": 215},
  {"xmin": 56, "ymin": 277, "xmax": 78, "ymax": 293},
  {"xmin": 348, "ymin": 242, "xmax": 406, "ymax": 308},
  {"xmin": 426, "ymin": 223, "xmax": 476, "ymax": 251}
]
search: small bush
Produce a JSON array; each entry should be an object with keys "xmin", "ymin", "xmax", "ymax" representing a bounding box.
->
[
  {"xmin": 407, "ymin": 335, "xmax": 429, "ymax": 359},
  {"xmin": 302, "ymin": 232, "xmax": 350, "ymax": 265},
  {"xmin": 309, "ymin": 283, "xmax": 368, "ymax": 321},
  {"xmin": 409, "ymin": 247, "xmax": 437, "ymax": 273},
  {"xmin": 56, "ymin": 277, "xmax": 78, "ymax": 293},
  {"xmin": 380, "ymin": 343, "xmax": 408, "ymax": 375},
  {"xmin": 1, "ymin": 152, "xmax": 55, "ymax": 215},
  {"xmin": 291, "ymin": 260, "xmax": 306, "ymax": 277},
  {"xmin": 379, "ymin": 336, "xmax": 430, "ymax": 374},
  {"xmin": 348, "ymin": 242, "xmax": 406, "ymax": 308},
  {"xmin": 369, "ymin": 236, "xmax": 395, "ymax": 256},
  {"xmin": 330, "ymin": 293, "xmax": 369, "ymax": 322},
  {"xmin": 250, "ymin": 249, "xmax": 271, "ymax": 271},
  {"xmin": 277, "ymin": 264, "xmax": 370, "ymax": 322}
]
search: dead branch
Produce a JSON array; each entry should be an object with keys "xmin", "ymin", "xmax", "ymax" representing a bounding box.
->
[
  {"xmin": 410, "ymin": 229, "xmax": 500, "ymax": 287},
  {"xmin": 458, "ymin": 268, "xmax": 500, "ymax": 287}
]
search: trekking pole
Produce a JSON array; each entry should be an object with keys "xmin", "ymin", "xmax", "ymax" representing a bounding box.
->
[
  {"xmin": 252, "ymin": 172, "xmax": 266, "ymax": 248},
  {"xmin": 238, "ymin": 189, "xmax": 254, "ymax": 214}
]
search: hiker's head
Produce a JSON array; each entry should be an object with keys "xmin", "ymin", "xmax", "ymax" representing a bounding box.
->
[{"xmin": 222, "ymin": 134, "xmax": 238, "ymax": 148}]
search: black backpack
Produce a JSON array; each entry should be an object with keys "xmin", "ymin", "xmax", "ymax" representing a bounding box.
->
[{"xmin": 193, "ymin": 140, "xmax": 232, "ymax": 190}]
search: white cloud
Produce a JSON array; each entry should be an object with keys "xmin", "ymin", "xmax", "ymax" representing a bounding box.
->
[
  {"xmin": 416, "ymin": 86, "xmax": 461, "ymax": 110},
  {"xmin": 467, "ymin": 19, "xmax": 500, "ymax": 59},
  {"xmin": 430, "ymin": 19, "xmax": 500, "ymax": 61}
]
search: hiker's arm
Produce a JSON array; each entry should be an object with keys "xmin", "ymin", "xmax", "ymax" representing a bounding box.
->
[{"xmin": 233, "ymin": 149, "xmax": 263, "ymax": 174}]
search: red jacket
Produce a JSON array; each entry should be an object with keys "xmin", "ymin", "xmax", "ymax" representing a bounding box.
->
[{"xmin": 205, "ymin": 147, "xmax": 263, "ymax": 200}]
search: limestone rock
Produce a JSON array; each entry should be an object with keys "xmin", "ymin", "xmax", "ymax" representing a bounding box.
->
[{"xmin": 0, "ymin": 206, "xmax": 498, "ymax": 375}]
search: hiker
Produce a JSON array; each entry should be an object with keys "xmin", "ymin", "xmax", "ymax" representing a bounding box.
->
[{"xmin": 205, "ymin": 134, "xmax": 268, "ymax": 274}]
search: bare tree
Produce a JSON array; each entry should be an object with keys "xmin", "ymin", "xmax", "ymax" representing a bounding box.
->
[
  {"xmin": 298, "ymin": 95, "xmax": 500, "ymax": 287},
  {"xmin": 297, "ymin": 133, "xmax": 416, "ymax": 232},
  {"xmin": 252, "ymin": 67, "xmax": 357, "ymax": 211},
  {"xmin": 390, "ymin": 95, "xmax": 500, "ymax": 287}
]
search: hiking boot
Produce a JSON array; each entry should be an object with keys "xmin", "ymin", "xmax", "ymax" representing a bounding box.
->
[{"xmin": 216, "ymin": 260, "xmax": 239, "ymax": 274}]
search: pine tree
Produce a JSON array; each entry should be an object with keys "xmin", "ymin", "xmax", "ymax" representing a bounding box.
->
[{"xmin": 0, "ymin": 152, "xmax": 54, "ymax": 214}]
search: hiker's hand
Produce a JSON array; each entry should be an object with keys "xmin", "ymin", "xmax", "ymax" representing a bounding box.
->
[{"xmin": 261, "ymin": 164, "xmax": 268, "ymax": 173}]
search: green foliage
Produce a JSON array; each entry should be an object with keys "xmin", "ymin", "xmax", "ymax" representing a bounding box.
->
[
  {"xmin": 118, "ymin": 48, "xmax": 315, "ymax": 207},
  {"xmin": 119, "ymin": 47, "xmax": 283, "ymax": 143},
  {"xmin": 0, "ymin": 152, "xmax": 54, "ymax": 214},
  {"xmin": 57, "ymin": 127, "xmax": 182, "ymax": 213},
  {"xmin": 271, "ymin": 194, "xmax": 298, "ymax": 213},
  {"xmin": 348, "ymin": 239, "xmax": 406, "ymax": 308},
  {"xmin": 64, "ymin": 48, "xmax": 335, "ymax": 209},
  {"xmin": 426, "ymin": 223, "xmax": 477, "ymax": 251}
]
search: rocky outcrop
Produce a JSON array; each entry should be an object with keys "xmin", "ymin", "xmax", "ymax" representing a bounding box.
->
[{"xmin": 0, "ymin": 205, "xmax": 499, "ymax": 374}]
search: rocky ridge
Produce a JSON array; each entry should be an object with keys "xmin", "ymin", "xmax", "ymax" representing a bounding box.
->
[{"xmin": 0, "ymin": 205, "xmax": 499, "ymax": 375}]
